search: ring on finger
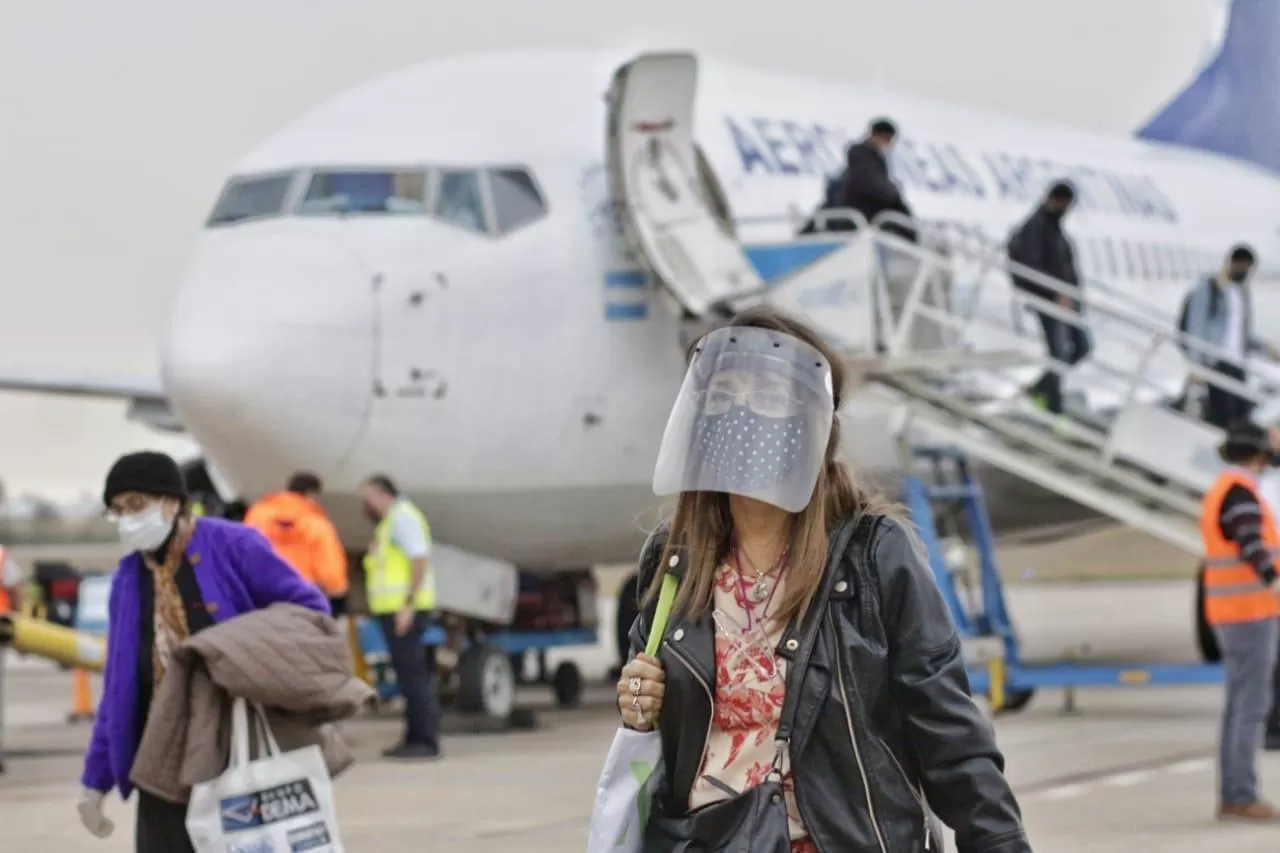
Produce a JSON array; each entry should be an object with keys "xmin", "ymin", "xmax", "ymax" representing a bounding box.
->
[{"xmin": 629, "ymin": 676, "xmax": 642, "ymax": 696}]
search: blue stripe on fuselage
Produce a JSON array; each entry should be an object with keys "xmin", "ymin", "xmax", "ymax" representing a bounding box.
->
[
  {"xmin": 742, "ymin": 240, "xmax": 845, "ymax": 284},
  {"xmin": 603, "ymin": 239, "xmax": 847, "ymax": 320}
]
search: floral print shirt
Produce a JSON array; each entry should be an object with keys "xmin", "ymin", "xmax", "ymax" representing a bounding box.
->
[{"xmin": 687, "ymin": 562, "xmax": 816, "ymax": 853}]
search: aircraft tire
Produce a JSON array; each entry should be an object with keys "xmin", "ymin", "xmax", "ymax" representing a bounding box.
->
[
  {"xmin": 552, "ymin": 661, "xmax": 584, "ymax": 708},
  {"xmin": 1194, "ymin": 565, "xmax": 1221, "ymax": 663},
  {"xmin": 456, "ymin": 643, "xmax": 516, "ymax": 721}
]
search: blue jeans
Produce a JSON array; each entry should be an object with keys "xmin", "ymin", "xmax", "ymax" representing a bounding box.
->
[{"xmin": 1217, "ymin": 617, "xmax": 1280, "ymax": 805}]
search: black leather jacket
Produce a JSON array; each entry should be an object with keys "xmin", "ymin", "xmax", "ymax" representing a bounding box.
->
[{"xmin": 627, "ymin": 515, "xmax": 1032, "ymax": 853}]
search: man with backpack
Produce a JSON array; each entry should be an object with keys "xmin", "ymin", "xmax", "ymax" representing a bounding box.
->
[
  {"xmin": 1175, "ymin": 245, "xmax": 1280, "ymax": 429},
  {"xmin": 798, "ymin": 118, "xmax": 914, "ymax": 239}
]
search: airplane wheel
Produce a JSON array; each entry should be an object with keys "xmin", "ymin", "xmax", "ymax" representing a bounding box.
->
[
  {"xmin": 552, "ymin": 661, "xmax": 584, "ymax": 708},
  {"xmin": 1195, "ymin": 565, "xmax": 1221, "ymax": 663},
  {"xmin": 456, "ymin": 643, "xmax": 516, "ymax": 721}
]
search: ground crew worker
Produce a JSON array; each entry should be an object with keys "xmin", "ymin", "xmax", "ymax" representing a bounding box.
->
[
  {"xmin": 360, "ymin": 474, "xmax": 442, "ymax": 761},
  {"xmin": 1201, "ymin": 421, "xmax": 1280, "ymax": 821},
  {"xmin": 244, "ymin": 472, "xmax": 349, "ymax": 614}
]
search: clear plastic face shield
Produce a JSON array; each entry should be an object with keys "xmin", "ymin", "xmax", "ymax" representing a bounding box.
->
[{"xmin": 652, "ymin": 326, "xmax": 836, "ymax": 513}]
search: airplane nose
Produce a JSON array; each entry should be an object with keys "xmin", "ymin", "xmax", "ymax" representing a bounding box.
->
[{"xmin": 161, "ymin": 227, "xmax": 375, "ymax": 495}]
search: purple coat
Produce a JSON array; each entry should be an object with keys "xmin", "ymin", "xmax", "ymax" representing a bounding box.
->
[{"xmin": 80, "ymin": 518, "xmax": 330, "ymax": 798}]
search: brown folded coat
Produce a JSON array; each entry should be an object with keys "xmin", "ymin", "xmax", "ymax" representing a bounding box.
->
[{"xmin": 130, "ymin": 603, "xmax": 375, "ymax": 803}]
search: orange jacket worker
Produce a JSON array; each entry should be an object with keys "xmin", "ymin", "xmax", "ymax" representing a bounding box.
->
[{"xmin": 244, "ymin": 472, "xmax": 348, "ymax": 612}]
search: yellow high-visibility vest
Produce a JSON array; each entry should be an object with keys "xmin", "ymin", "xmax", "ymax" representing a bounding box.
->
[{"xmin": 363, "ymin": 500, "xmax": 435, "ymax": 614}]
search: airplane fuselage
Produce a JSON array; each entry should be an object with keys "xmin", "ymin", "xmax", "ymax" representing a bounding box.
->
[{"xmin": 161, "ymin": 51, "xmax": 1280, "ymax": 568}]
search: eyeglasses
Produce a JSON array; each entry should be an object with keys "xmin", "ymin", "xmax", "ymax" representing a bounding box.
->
[
  {"xmin": 104, "ymin": 494, "xmax": 157, "ymax": 522},
  {"xmin": 698, "ymin": 388, "xmax": 802, "ymax": 419}
]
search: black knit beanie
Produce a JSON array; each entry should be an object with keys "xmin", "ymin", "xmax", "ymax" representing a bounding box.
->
[{"xmin": 103, "ymin": 451, "xmax": 188, "ymax": 507}]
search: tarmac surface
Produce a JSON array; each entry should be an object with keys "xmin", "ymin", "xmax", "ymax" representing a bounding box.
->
[{"xmin": 2, "ymin": 578, "xmax": 1278, "ymax": 852}]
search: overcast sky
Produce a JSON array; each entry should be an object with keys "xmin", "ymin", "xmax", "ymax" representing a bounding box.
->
[{"xmin": 0, "ymin": 0, "xmax": 1225, "ymax": 499}]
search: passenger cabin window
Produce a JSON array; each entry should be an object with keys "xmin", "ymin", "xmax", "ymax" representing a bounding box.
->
[
  {"xmin": 487, "ymin": 168, "xmax": 547, "ymax": 234},
  {"xmin": 435, "ymin": 170, "xmax": 487, "ymax": 233},
  {"xmin": 206, "ymin": 173, "xmax": 294, "ymax": 226},
  {"xmin": 297, "ymin": 170, "xmax": 427, "ymax": 215},
  {"xmin": 1102, "ymin": 238, "xmax": 1119, "ymax": 279},
  {"xmin": 1153, "ymin": 245, "xmax": 1167, "ymax": 281}
]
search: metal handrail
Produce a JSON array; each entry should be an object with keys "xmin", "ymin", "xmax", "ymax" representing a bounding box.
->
[
  {"xmin": 867, "ymin": 210, "xmax": 1180, "ymax": 326},
  {"xmin": 729, "ymin": 204, "xmax": 1268, "ymax": 416},
  {"xmin": 865, "ymin": 227, "xmax": 1263, "ymax": 422},
  {"xmin": 868, "ymin": 209, "xmax": 1273, "ymax": 375}
]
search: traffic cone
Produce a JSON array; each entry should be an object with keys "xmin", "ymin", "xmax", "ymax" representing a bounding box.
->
[{"xmin": 67, "ymin": 669, "xmax": 95, "ymax": 723}]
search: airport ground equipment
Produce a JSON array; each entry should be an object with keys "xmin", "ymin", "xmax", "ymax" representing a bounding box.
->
[
  {"xmin": 0, "ymin": 612, "xmax": 106, "ymax": 674},
  {"xmin": 355, "ymin": 569, "xmax": 599, "ymax": 724},
  {"xmin": 903, "ymin": 444, "xmax": 1222, "ymax": 713}
]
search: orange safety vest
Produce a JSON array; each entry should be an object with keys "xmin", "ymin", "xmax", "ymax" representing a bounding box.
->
[
  {"xmin": 0, "ymin": 546, "xmax": 10, "ymax": 614},
  {"xmin": 1200, "ymin": 468, "xmax": 1280, "ymax": 626}
]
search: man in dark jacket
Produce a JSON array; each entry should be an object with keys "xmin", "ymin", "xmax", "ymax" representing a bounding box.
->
[
  {"xmin": 840, "ymin": 118, "xmax": 915, "ymax": 240},
  {"xmin": 1008, "ymin": 181, "xmax": 1090, "ymax": 414}
]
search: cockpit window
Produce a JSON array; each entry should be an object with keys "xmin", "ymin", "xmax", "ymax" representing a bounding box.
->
[
  {"xmin": 488, "ymin": 168, "xmax": 547, "ymax": 234},
  {"xmin": 435, "ymin": 170, "xmax": 487, "ymax": 233},
  {"xmin": 297, "ymin": 170, "xmax": 427, "ymax": 215},
  {"xmin": 206, "ymin": 174, "xmax": 294, "ymax": 226}
]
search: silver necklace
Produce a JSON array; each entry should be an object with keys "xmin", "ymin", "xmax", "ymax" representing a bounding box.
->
[{"xmin": 738, "ymin": 546, "xmax": 789, "ymax": 604}]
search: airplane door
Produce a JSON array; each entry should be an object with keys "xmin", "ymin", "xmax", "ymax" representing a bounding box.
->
[{"xmin": 605, "ymin": 51, "xmax": 764, "ymax": 317}]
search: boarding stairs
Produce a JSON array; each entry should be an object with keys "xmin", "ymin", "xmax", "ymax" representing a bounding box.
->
[
  {"xmin": 603, "ymin": 50, "xmax": 1270, "ymax": 556},
  {"xmin": 819, "ymin": 211, "xmax": 1274, "ymax": 555}
]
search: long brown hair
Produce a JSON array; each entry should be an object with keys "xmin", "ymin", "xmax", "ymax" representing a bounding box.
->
[{"xmin": 647, "ymin": 305, "xmax": 906, "ymax": 625}]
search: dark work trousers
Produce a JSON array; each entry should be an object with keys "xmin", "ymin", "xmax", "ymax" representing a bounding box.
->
[
  {"xmin": 135, "ymin": 789, "xmax": 194, "ymax": 853},
  {"xmin": 1205, "ymin": 359, "xmax": 1253, "ymax": 430},
  {"xmin": 1270, "ymin": 628, "xmax": 1280, "ymax": 741},
  {"xmin": 1029, "ymin": 308, "xmax": 1091, "ymax": 414},
  {"xmin": 1216, "ymin": 618, "xmax": 1280, "ymax": 806},
  {"xmin": 378, "ymin": 611, "xmax": 442, "ymax": 749}
]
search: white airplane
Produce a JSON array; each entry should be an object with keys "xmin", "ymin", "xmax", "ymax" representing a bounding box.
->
[{"xmin": 5, "ymin": 0, "xmax": 1280, "ymax": 580}]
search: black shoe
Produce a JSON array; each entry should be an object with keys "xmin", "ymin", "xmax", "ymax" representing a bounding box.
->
[
  {"xmin": 382, "ymin": 742, "xmax": 442, "ymax": 761},
  {"xmin": 1265, "ymin": 732, "xmax": 1280, "ymax": 752}
]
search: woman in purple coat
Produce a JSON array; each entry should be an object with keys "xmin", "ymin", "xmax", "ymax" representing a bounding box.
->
[{"xmin": 75, "ymin": 451, "xmax": 331, "ymax": 853}]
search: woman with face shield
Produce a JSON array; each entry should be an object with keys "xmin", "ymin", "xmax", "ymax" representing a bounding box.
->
[
  {"xmin": 615, "ymin": 308, "xmax": 1032, "ymax": 853},
  {"xmin": 77, "ymin": 451, "xmax": 332, "ymax": 853}
]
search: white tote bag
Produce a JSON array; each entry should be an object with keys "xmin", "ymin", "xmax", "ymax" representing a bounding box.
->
[
  {"xmin": 585, "ymin": 574, "xmax": 677, "ymax": 853},
  {"xmin": 186, "ymin": 698, "xmax": 344, "ymax": 853}
]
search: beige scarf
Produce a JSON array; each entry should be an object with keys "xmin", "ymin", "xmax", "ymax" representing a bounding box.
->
[{"xmin": 142, "ymin": 517, "xmax": 195, "ymax": 685}]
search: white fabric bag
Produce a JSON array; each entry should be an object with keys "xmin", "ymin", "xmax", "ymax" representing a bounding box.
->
[
  {"xmin": 186, "ymin": 698, "xmax": 344, "ymax": 853},
  {"xmin": 585, "ymin": 574, "xmax": 677, "ymax": 853}
]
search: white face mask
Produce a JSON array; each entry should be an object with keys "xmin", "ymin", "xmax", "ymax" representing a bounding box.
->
[{"xmin": 116, "ymin": 504, "xmax": 174, "ymax": 553}]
